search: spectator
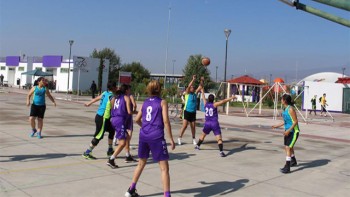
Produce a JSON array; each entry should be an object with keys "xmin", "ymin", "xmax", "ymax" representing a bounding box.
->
[{"xmin": 90, "ymin": 80, "xmax": 97, "ymax": 99}]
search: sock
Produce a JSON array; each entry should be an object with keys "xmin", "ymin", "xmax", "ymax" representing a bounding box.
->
[
  {"xmin": 130, "ymin": 182, "xmax": 136, "ymax": 191},
  {"xmin": 110, "ymin": 155, "xmax": 115, "ymax": 160},
  {"xmin": 164, "ymin": 191, "xmax": 171, "ymax": 197},
  {"xmin": 86, "ymin": 146, "xmax": 94, "ymax": 154},
  {"xmin": 126, "ymin": 152, "xmax": 130, "ymax": 157},
  {"xmin": 32, "ymin": 128, "xmax": 37, "ymax": 132},
  {"xmin": 218, "ymin": 143, "xmax": 223, "ymax": 152},
  {"xmin": 291, "ymin": 154, "xmax": 295, "ymax": 158},
  {"xmin": 197, "ymin": 139, "xmax": 203, "ymax": 146},
  {"xmin": 108, "ymin": 144, "xmax": 113, "ymax": 149}
]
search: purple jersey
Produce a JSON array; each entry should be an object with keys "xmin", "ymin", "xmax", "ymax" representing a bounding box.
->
[
  {"xmin": 140, "ymin": 96, "xmax": 164, "ymax": 142},
  {"xmin": 111, "ymin": 94, "xmax": 128, "ymax": 119},
  {"xmin": 204, "ymin": 102, "xmax": 218, "ymax": 122}
]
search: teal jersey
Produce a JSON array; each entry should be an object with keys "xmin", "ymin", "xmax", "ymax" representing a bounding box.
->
[
  {"xmin": 282, "ymin": 105, "xmax": 300, "ymax": 133},
  {"xmin": 96, "ymin": 91, "xmax": 113, "ymax": 117},
  {"xmin": 33, "ymin": 86, "xmax": 46, "ymax": 106},
  {"xmin": 184, "ymin": 92, "xmax": 197, "ymax": 113}
]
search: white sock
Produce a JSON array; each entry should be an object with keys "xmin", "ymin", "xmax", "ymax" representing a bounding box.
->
[{"xmin": 286, "ymin": 156, "xmax": 291, "ymax": 161}]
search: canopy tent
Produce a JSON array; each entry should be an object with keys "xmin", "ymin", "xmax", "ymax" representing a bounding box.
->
[{"xmin": 21, "ymin": 69, "xmax": 53, "ymax": 76}]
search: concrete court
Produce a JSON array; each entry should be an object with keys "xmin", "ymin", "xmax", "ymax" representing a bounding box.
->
[{"xmin": 0, "ymin": 89, "xmax": 349, "ymax": 197}]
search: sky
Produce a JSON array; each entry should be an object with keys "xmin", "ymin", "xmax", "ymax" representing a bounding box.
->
[{"xmin": 0, "ymin": 0, "xmax": 349, "ymax": 83}]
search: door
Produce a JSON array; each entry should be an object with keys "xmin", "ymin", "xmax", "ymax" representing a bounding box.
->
[{"xmin": 343, "ymin": 88, "xmax": 350, "ymax": 114}]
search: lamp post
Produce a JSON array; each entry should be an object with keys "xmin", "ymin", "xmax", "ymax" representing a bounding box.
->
[
  {"xmin": 342, "ymin": 67, "xmax": 346, "ymax": 77},
  {"xmin": 224, "ymin": 29, "xmax": 231, "ymax": 82},
  {"xmin": 67, "ymin": 40, "xmax": 74, "ymax": 94},
  {"xmin": 223, "ymin": 29, "xmax": 231, "ymax": 113},
  {"xmin": 216, "ymin": 66, "xmax": 218, "ymax": 83}
]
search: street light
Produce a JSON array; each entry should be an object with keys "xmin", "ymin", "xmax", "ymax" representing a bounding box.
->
[
  {"xmin": 67, "ymin": 40, "xmax": 74, "ymax": 93},
  {"xmin": 216, "ymin": 66, "xmax": 218, "ymax": 83},
  {"xmin": 224, "ymin": 29, "xmax": 231, "ymax": 82},
  {"xmin": 342, "ymin": 67, "xmax": 346, "ymax": 77},
  {"xmin": 223, "ymin": 29, "xmax": 231, "ymax": 113}
]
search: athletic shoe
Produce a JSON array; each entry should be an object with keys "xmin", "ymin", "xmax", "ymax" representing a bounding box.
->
[
  {"xmin": 37, "ymin": 132, "xmax": 43, "ymax": 139},
  {"xmin": 107, "ymin": 149, "xmax": 114, "ymax": 157},
  {"xmin": 125, "ymin": 187, "xmax": 140, "ymax": 197},
  {"xmin": 219, "ymin": 151, "xmax": 226, "ymax": 157},
  {"xmin": 30, "ymin": 129, "xmax": 37, "ymax": 137},
  {"xmin": 193, "ymin": 138, "xmax": 197, "ymax": 145},
  {"xmin": 107, "ymin": 158, "xmax": 118, "ymax": 169},
  {"xmin": 195, "ymin": 145, "xmax": 200, "ymax": 150},
  {"xmin": 177, "ymin": 138, "xmax": 182, "ymax": 145},
  {"xmin": 291, "ymin": 157, "xmax": 297, "ymax": 167},
  {"xmin": 82, "ymin": 152, "xmax": 97, "ymax": 160},
  {"xmin": 280, "ymin": 165, "xmax": 290, "ymax": 173},
  {"xmin": 125, "ymin": 155, "xmax": 138, "ymax": 163}
]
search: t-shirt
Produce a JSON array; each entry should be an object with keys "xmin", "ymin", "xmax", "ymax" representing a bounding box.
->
[
  {"xmin": 139, "ymin": 96, "xmax": 164, "ymax": 142},
  {"xmin": 204, "ymin": 102, "xmax": 218, "ymax": 122},
  {"xmin": 33, "ymin": 86, "xmax": 46, "ymax": 106},
  {"xmin": 282, "ymin": 105, "xmax": 300, "ymax": 133},
  {"xmin": 184, "ymin": 92, "xmax": 197, "ymax": 113},
  {"xmin": 111, "ymin": 94, "xmax": 127, "ymax": 119},
  {"xmin": 96, "ymin": 91, "xmax": 113, "ymax": 117}
]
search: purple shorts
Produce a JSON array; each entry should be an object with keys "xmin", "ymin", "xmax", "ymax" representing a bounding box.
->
[
  {"xmin": 138, "ymin": 139, "xmax": 169, "ymax": 162},
  {"xmin": 203, "ymin": 121, "xmax": 221, "ymax": 136},
  {"xmin": 125, "ymin": 115, "xmax": 133, "ymax": 131},
  {"xmin": 111, "ymin": 117, "xmax": 127, "ymax": 140}
]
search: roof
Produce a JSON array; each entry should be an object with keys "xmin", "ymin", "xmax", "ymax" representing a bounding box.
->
[
  {"xmin": 299, "ymin": 72, "xmax": 347, "ymax": 84},
  {"xmin": 227, "ymin": 75, "xmax": 263, "ymax": 85},
  {"xmin": 336, "ymin": 77, "xmax": 350, "ymax": 84},
  {"xmin": 21, "ymin": 69, "xmax": 53, "ymax": 76}
]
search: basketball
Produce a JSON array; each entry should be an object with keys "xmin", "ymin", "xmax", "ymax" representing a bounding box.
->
[{"xmin": 201, "ymin": 57, "xmax": 210, "ymax": 66}]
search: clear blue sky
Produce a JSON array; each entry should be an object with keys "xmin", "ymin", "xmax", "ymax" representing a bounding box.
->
[{"xmin": 1, "ymin": 0, "xmax": 349, "ymax": 82}]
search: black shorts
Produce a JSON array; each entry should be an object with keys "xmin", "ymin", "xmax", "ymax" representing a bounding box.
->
[
  {"xmin": 284, "ymin": 132, "xmax": 299, "ymax": 148},
  {"xmin": 94, "ymin": 114, "xmax": 114, "ymax": 140},
  {"xmin": 321, "ymin": 105, "xmax": 326, "ymax": 112},
  {"xmin": 30, "ymin": 104, "xmax": 46, "ymax": 119},
  {"xmin": 183, "ymin": 110, "xmax": 196, "ymax": 122}
]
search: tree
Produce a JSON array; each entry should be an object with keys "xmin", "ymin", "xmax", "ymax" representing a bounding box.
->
[
  {"xmin": 90, "ymin": 48, "xmax": 121, "ymax": 92},
  {"xmin": 182, "ymin": 54, "xmax": 212, "ymax": 90},
  {"xmin": 120, "ymin": 61, "xmax": 151, "ymax": 84}
]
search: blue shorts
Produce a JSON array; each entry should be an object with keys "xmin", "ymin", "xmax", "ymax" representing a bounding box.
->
[
  {"xmin": 138, "ymin": 139, "xmax": 169, "ymax": 162},
  {"xmin": 203, "ymin": 121, "xmax": 221, "ymax": 136}
]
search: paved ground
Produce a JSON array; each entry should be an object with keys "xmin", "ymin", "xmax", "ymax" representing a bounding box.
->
[{"xmin": 0, "ymin": 87, "xmax": 349, "ymax": 197}]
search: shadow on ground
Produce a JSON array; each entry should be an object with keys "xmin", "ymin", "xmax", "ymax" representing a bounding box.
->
[
  {"xmin": 143, "ymin": 179, "xmax": 249, "ymax": 197},
  {"xmin": 0, "ymin": 153, "xmax": 81, "ymax": 162}
]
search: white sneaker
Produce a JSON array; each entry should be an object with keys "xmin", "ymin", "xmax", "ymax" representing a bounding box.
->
[
  {"xmin": 177, "ymin": 138, "xmax": 182, "ymax": 145},
  {"xmin": 193, "ymin": 138, "xmax": 197, "ymax": 145}
]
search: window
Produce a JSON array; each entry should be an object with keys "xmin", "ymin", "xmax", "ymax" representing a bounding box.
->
[
  {"xmin": 35, "ymin": 67, "xmax": 42, "ymax": 71},
  {"xmin": 18, "ymin": 67, "xmax": 25, "ymax": 71},
  {"xmin": 60, "ymin": 68, "xmax": 68, "ymax": 73},
  {"xmin": 0, "ymin": 66, "xmax": 5, "ymax": 70},
  {"xmin": 9, "ymin": 67, "xmax": 15, "ymax": 71}
]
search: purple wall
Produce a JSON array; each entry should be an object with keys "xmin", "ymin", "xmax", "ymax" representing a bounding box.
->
[
  {"xmin": 42, "ymin": 55, "xmax": 62, "ymax": 67},
  {"xmin": 6, "ymin": 56, "xmax": 20, "ymax": 66}
]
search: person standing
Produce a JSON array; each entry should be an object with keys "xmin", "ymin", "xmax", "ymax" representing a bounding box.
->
[
  {"xmin": 90, "ymin": 80, "xmax": 97, "ymax": 99},
  {"xmin": 272, "ymin": 94, "xmax": 300, "ymax": 174},
  {"xmin": 195, "ymin": 88, "xmax": 236, "ymax": 157},
  {"xmin": 124, "ymin": 85, "xmax": 138, "ymax": 163},
  {"xmin": 0, "ymin": 74, "xmax": 4, "ymax": 86},
  {"xmin": 26, "ymin": 77, "xmax": 56, "ymax": 139},
  {"xmin": 107, "ymin": 84, "xmax": 132, "ymax": 168},
  {"xmin": 320, "ymin": 93, "xmax": 328, "ymax": 117},
  {"xmin": 124, "ymin": 80, "xmax": 175, "ymax": 197},
  {"xmin": 82, "ymin": 81, "xmax": 116, "ymax": 160},
  {"xmin": 178, "ymin": 75, "xmax": 202, "ymax": 145},
  {"xmin": 310, "ymin": 95, "xmax": 317, "ymax": 115}
]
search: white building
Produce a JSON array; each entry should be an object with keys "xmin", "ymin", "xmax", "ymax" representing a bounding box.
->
[
  {"xmin": 298, "ymin": 72, "xmax": 350, "ymax": 113},
  {"xmin": 0, "ymin": 55, "xmax": 109, "ymax": 93}
]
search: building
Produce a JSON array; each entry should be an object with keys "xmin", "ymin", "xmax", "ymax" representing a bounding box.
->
[{"xmin": 0, "ymin": 55, "xmax": 109, "ymax": 93}]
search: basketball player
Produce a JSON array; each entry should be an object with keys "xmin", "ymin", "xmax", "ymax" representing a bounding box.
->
[
  {"xmin": 272, "ymin": 94, "xmax": 300, "ymax": 173},
  {"xmin": 195, "ymin": 88, "xmax": 236, "ymax": 157},
  {"xmin": 125, "ymin": 80, "xmax": 175, "ymax": 197}
]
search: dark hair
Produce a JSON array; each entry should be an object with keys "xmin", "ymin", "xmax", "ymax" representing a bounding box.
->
[
  {"xmin": 107, "ymin": 81, "xmax": 116, "ymax": 91},
  {"xmin": 119, "ymin": 84, "xmax": 129, "ymax": 94},
  {"xmin": 282, "ymin": 94, "xmax": 294, "ymax": 106},
  {"xmin": 208, "ymin": 94, "xmax": 214, "ymax": 103}
]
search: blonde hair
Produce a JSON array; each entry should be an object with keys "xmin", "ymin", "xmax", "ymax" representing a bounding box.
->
[{"xmin": 146, "ymin": 80, "xmax": 161, "ymax": 96}]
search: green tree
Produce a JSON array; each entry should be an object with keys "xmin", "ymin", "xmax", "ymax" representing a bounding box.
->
[
  {"xmin": 120, "ymin": 62, "xmax": 151, "ymax": 83},
  {"xmin": 182, "ymin": 54, "xmax": 212, "ymax": 90},
  {"xmin": 90, "ymin": 48, "xmax": 121, "ymax": 92}
]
